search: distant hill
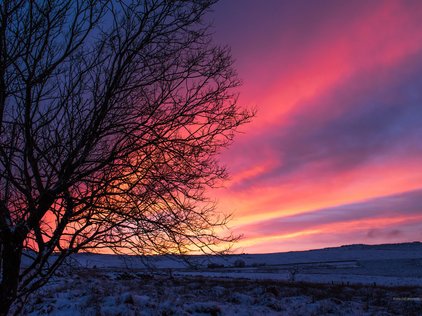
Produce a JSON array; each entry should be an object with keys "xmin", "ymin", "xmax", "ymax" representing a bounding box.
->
[
  {"xmin": 21, "ymin": 241, "xmax": 422, "ymax": 270},
  {"xmin": 337, "ymin": 241, "xmax": 422, "ymax": 250}
]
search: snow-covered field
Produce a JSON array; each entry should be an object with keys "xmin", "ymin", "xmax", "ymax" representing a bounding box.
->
[{"xmin": 21, "ymin": 242, "xmax": 422, "ymax": 315}]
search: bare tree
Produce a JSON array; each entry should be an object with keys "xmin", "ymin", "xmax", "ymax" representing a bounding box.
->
[{"xmin": 0, "ymin": 0, "xmax": 252, "ymax": 314}]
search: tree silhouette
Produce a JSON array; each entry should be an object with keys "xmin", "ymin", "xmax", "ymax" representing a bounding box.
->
[{"xmin": 0, "ymin": 0, "xmax": 252, "ymax": 313}]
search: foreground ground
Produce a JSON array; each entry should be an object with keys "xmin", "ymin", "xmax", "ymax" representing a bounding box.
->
[
  {"xmin": 18, "ymin": 243, "xmax": 422, "ymax": 315},
  {"xmin": 22, "ymin": 269, "xmax": 422, "ymax": 316}
]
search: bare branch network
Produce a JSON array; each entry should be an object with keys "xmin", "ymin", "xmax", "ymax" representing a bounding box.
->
[{"xmin": 0, "ymin": 0, "xmax": 253, "ymax": 313}]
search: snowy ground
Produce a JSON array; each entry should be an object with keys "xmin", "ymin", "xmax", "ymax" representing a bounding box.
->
[
  {"xmin": 22, "ymin": 270, "xmax": 422, "ymax": 315},
  {"xmin": 20, "ymin": 242, "xmax": 422, "ymax": 315}
]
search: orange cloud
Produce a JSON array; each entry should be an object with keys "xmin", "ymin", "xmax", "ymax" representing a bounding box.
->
[{"xmin": 235, "ymin": 214, "xmax": 422, "ymax": 253}]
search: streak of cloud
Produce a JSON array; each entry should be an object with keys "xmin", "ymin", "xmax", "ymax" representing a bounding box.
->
[{"xmin": 210, "ymin": 0, "xmax": 422, "ymax": 252}]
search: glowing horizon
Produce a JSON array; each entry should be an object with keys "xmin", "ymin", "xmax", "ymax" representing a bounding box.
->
[{"xmin": 211, "ymin": 0, "xmax": 422, "ymax": 253}]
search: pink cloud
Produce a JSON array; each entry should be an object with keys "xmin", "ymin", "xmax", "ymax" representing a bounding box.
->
[{"xmin": 210, "ymin": 1, "xmax": 422, "ymax": 252}]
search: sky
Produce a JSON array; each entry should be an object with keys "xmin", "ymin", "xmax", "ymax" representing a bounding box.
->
[{"xmin": 209, "ymin": 0, "xmax": 422, "ymax": 253}]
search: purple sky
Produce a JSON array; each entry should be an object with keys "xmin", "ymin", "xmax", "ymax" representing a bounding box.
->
[{"xmin": 208, "ymin": 0, "xmax": 422, "ymax": 252}]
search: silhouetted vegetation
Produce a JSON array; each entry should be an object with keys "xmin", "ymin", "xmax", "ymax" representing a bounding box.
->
[{"xmin": 0, "ymin": 0, "xmax": 252, "ymax": 314}]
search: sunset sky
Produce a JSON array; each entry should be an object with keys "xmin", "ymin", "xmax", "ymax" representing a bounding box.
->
[{"xmin": 209, "ymin": 0, "xmax": 422, "ymax": 253}]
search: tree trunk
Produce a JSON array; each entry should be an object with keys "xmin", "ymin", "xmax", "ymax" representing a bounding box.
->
[{"xmin": 0, "ymin": 236, "xmax": 22, "ymax": 316}]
